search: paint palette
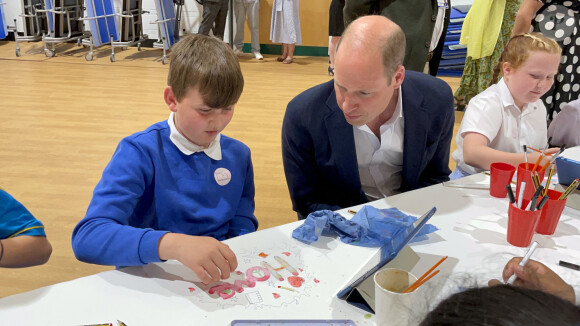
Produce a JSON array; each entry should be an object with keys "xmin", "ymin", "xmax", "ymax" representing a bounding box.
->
[{"xmin": 231, "ymin": 320, "xmax": 356, "ymax": 326}]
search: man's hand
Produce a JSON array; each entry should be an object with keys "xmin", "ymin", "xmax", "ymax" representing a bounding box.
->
[
  {"xmin": 489, "ymin": 258, "xmax": 575, "ymax": 304},
  {"xmin": 158, "ymin": 233, "xmax": 238, "ymax": 284}
]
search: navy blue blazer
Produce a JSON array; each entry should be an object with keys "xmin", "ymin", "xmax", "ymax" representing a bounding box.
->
[{"xmin": 282, "ymin": 71, "xmax": 454, "ymax": 219}]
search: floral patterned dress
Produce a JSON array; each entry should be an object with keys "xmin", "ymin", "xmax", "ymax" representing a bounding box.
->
[{"xmin": 454, "ymin": 0, "xmax": 522, "ymax": 107}]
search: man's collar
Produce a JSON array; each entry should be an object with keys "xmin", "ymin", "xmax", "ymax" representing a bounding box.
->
[{"xmin": 167, "ymin": 112, "xmax": 222, "ymax": 160}]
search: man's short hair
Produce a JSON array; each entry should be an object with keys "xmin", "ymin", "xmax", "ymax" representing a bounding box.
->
[
  {"xmin": 379, "ymin": 25, "xmax": 406, "ymax": 81},
  {"xmin": 168, "ymin": 34, "xmax": 244, "ymax": 108},
  {"xmin": 339, "ymin": 15, "xmax": 406, "ymax": 81}
]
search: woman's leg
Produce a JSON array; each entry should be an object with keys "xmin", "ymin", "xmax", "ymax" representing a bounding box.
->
[
  {"xmin": 277, "ymin": 43, "xmax": 288, "ymax": 61},
  {"xmin": 283, "ymin": 43, "xmax": 295, "ymax": 64}
]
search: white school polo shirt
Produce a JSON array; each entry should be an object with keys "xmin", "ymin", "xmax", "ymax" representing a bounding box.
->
[
  {"xmin": 168, "ymin": 112, "xmax": 222, "ymax": 160},
  {"xmin": 452, "ymin": 78, "xmax": 548, "ymax": 175},
  {"xmin": 354, "ymin": 87, "xmax": 404, "ymax": 201}
]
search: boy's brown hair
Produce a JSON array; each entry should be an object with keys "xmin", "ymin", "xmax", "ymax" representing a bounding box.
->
[
  {"xmin": 490, "ymin": 33, "xmax": 561, "ymax": 85},
  {"xmin": 168, "ymin": 34, "xmax": 244, "ymax": 108}
]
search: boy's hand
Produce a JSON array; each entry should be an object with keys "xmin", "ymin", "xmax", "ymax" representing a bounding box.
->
[
  {"xmin": 158, "ymin": 233, "xmax": 238, "ymax": 285},
  {"xmin": 488, "ymin": 257, "xmax": 575, "ymax": 304}
]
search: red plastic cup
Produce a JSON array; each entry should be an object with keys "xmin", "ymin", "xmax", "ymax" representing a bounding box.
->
[
  {"xmin": 515, "ymin": 163, "xmax": 545, "ymax": 209},
  {"xmin": 536, "ymin": 189, "xmax": 567, "ymax": 235},
  {"xmin": 507, "ymin": 203, "xmax": 541, "ymax": 247},
  {"xmin": 490, "ymin": 163, "xmax": 516, "ymax": 198}
]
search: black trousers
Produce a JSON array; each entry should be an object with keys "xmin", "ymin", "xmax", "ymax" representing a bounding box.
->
[{"xmin": 198, "ymin": 0, "xmax": 229, "ymax": 40}]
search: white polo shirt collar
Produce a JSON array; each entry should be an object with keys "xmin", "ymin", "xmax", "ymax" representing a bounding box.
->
[{"xmin": 167, "ymin": 112, "xmax": 222, "ymax": 160}]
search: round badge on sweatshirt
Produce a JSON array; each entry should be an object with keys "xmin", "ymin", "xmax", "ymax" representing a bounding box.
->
[{"xmin": 214, "ymin": 168, "xmax": 232, "ymax": 186}]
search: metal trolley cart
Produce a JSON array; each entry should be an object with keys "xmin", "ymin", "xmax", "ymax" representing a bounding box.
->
[
  {"xmin": 151, "ymin": 0, "xmax": 176, "ymax": 64},
  {"xmin": 36, "ymin": 0, "xmax": 90, "ymax": 57},
  {"xmin": 109, "ymin": 0, "xmax": 148, "ymax": 62},
  {"xmin": 0, "ymin": 0, "xmax": 8, "ymax": 40},
  {"xmin": 79, "ymin": 0, "xmax": 117, "ymax": 61},
  {"xmin": 11, "ymin": 0, "xmax": 49, "ymax": 57}
]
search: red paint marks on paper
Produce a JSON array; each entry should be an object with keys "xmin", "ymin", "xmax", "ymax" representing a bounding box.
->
[
  {"xmin": 288, "ymin": 276, "xmax": 305, "ymax": 288},
  {"xmin": 235, "ymin": 271, "xmax": 243, "ymax": 275},
  {"xmin": 258, "ymin": 252, "xmax": 268, "ymax": 258},
  {"xmin": 314, "ymin": 278, "xmax": 320, "ymax": 283},
  {"xmin": 282, "ymin": 252, "xmax": 291, "ymax": 256},
  {"xmin": 273, "ymin": 293, "xmax": 281, "ymax": 299},
  {"xmin": 299, "ymin": 268, "xmax": 304, "ymax": 272},
  {"xmin": 188, "ymin": 287, "xmax": 195, "ymax": 292}
]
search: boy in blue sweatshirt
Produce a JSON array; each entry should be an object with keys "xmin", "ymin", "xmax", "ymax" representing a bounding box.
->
[{"xmin": 72, "ymin": 34, "xmax": 258, "ymax": 285}]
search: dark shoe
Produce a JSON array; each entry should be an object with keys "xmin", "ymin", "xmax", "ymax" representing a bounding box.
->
[{"xmin": 328, "ymin": 66, "xmax": 334, "ymax": 76}]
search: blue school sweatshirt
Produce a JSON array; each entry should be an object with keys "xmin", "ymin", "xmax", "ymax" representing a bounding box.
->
[{"xmin": 71, "ymin": 121, "xmax": 257, "ymax": 267}]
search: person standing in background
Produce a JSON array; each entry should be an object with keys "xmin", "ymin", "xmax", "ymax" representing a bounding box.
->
[
  {"xmin": 453, "ymin": 0, "xmax": 522, "ymax": 111},
  {"xmin": 513, "ymin": 0, "xmax": 580, "ymax": 121},
  {"xmin": 427, "ymin": 0, "xmax": 451, "ymax": 77},
  {"xmin": 343, "ymin": 0, "xmax": 448, "ymax": 74},
  {"xmin": 270, "ymin": 0, "xmax": 301, "ymax": 64},
  {"xmin": 328, "ymin": 0, "xmax": 345, "ymax": 75},
  {"xmin": 233, "ymin": 0, "xmax": 263, "ymax": 60},
  {"xmin": 198, "ymin": 0, "xmax": 229, "ymax": 40}
]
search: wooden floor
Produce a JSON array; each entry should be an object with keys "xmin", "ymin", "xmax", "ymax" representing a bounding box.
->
[{"xmin": 0, "ymin": 40, "xmax": 461, "ymax": 297}]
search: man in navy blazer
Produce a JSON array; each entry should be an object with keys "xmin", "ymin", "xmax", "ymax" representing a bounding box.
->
[{"xmin": 282, "ymin": 16, "xmax": 454, "ymax": 219}]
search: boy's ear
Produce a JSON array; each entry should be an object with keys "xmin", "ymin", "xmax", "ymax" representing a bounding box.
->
[{"xmin": 164, "ymin": 86, "xmax": 178, "ymax": 112}]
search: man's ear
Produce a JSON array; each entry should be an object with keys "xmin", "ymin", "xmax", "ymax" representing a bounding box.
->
[
  {"xmin": 392, "ymin": 65, "xmax": 405, "ymax": 89},
  {"xmin": 164, "ymin": 86, "xmax": 178, "ymax": 112}
]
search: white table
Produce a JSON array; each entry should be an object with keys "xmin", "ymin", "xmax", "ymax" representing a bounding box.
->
[{"xmin": 1, "ymin": 174, "xmax": 579, "ymax": 325}]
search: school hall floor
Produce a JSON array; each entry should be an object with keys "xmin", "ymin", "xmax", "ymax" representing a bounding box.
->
[{"xmin": 0, "ymin": 40, "xmax": 462, "ymax": 297}]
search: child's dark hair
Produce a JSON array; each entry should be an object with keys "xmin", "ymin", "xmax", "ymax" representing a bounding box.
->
[
  {"xmin": 490, "ymin": 33, "xmax": 561, "ymax": 85},
  {"xmin": 420, "ymin": 285, "xmax": 580, "ymax": 325},
  {"xmin": 168, "ymin": 34, "xmax": 244, "ymax": 108}
]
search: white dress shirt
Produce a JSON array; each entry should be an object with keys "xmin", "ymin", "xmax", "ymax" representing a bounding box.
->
[
  {"xmin": 452, "ymin": 78, "xmax": 548, "ymax": 175},
  {"xmin": 167, "ymin": 112, "xmax": 222, "ymax": 160},
  {"xmin": 354, "ymin": 88, "xmax": 405, "ymax": 200}
]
